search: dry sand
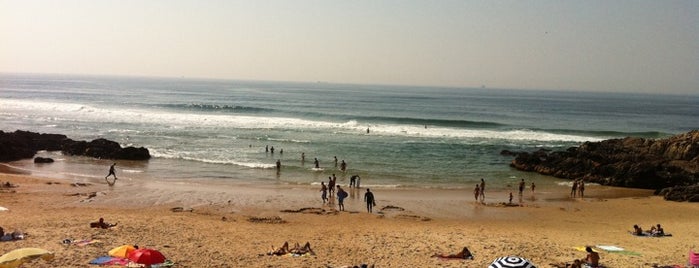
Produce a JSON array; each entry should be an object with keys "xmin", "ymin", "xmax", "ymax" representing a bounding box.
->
[{"xmin": 1, "ymin": 170, "xmax": 698, "ymax": 268}]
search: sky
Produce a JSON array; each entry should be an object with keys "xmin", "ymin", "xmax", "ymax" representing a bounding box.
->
[{"xmin": 1, "ymin": 0, "xmax": 698, "ymax": 94}]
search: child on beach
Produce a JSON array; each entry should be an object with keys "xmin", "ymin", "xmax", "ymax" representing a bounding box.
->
[{"xmin": 509, "ymin": 192, "xmax": 513, "ymax": 204}]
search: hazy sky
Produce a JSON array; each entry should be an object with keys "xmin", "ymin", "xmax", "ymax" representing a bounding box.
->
[{"xmin": 1, "ymin": 1, "xmax": 698, "ymax": 94}]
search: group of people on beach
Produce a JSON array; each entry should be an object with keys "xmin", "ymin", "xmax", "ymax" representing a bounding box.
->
[
  {"xmin": 319, "ymin": 173, "xmax": 375, "ymax": 213},
  {"xmin": 268, "ymin": 241, "xmax": 315, "ymax": 256},
  {"xmin": 632, "ymin": 223, "xmax": 666, "ymax": 236},
  {"xmin": 473, "ymin": 178, "xmax": 535, "ymax": 204}
]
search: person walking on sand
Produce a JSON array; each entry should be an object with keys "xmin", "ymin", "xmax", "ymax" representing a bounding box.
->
[
  {"xmin": 578, "ymin": 180, "xmax": 585, "ymax": 198},
  {"xmin": 479, "ymin": 178, "xmax": 486, "ymax": 202},
  {"xmin": 337, "ymin": 186, "xmax": 348, "ymax": 211},
  {"xmin": 364, "ymin": 188, "xmax": 376, "ymax": 213},
  {"xmin": 531, "ymin": 182, "xmax": 536, "ymax": 193},
  {"xmin": 320, "ymin": 182, "xmax": 328, "ymax": 203},
  {"xmin": 518, "ymin": 179, "xmax": 525, "ymax": 196},
  {"xmin": 105, "ymin": 163, "xmax": 117, "ymax": 185}
]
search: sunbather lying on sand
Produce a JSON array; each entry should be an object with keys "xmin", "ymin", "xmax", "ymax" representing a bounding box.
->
[
  {"xmin": 633, "ymin": 224, "xmax": 643, "ymax": 235},
  {"xmin": 90, "ymin": 218, "xmax": 117, "ymax": 229},
  {"xmin": 0, "ymin": 227, "xmax": 26, "ymax": 241},
  {"xmin": 268, "ymin": 241, "xmax": 315, "ymax": 256},
  {"xmin": 430, "ymin": 247, "xmax": 473, "ymax": 259}
]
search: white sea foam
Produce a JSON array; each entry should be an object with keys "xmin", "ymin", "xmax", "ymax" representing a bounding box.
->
[
  {"xmin": 0, "ymin": 98, "xmax": 601, "ymax": 144},
  {"xmin": 149, "ymin": 149, "xmax": 276, "ymax": 169}
]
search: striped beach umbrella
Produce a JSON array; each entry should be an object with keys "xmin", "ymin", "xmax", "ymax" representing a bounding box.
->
[{"xmin": 488, "ymin": 256, "xmax": 536, "ymax": 268}]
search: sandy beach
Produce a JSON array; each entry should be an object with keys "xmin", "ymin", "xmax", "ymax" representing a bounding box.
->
[{"xmin": 1, "ymin": 168, "xmax": 698, "ymax": 268}]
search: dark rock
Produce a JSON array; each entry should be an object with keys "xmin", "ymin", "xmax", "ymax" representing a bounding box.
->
[
  {"xmin": 33, "ymin": 157, "xmax": 54, "ymax": 163},
  {"xmin": 662, "ymin": 184, "xmax": 699, "ymax": 202},
  {"xmin": 0, "ymin": 130, "xmax": 150, "ymax": 162},
  {"xmin": 508, "ymin": 130, "xmax": 699, "ymax": 194},
  {"xmin": 114, "ymin": 146, "xmax": 151, "ymax": 160}
]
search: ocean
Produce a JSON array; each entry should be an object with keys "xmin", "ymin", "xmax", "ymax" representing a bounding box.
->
[{"xmin": 1, "ymin": 73, "xmax": 697, "ymax": 191}]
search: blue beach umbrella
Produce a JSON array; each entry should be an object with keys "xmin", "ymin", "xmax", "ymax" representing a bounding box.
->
[{"xmin": 489, "ymin": 256, "xmax": 536, "ymax": 268}]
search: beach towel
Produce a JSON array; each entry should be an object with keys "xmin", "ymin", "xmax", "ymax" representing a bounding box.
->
[
  {"xmin": 74, "ymin": 239, "xmax": 101, "ymax": 247},
  {"xmin": 150, "ymin": 260, "xmax": 175, "ymax": 267},
  {"xmin": 595, "ymin": 245, "xmax": 624, "ymax": 252},
  {"xmin": 88, "ymin": 256, "xmax": 114, "ymax": 265},
  {"xmin": 105, "ymin": 257, "xmax": 130, "ymax": 266},
  {"xmin": 594, "ymin": 245, "xmax": 641, "ymax": 256},
  {"xmin": 573, "ymin": 246, "xmax": 599, "ymax": 252}
]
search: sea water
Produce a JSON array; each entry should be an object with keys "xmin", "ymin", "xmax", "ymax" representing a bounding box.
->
[{"xmin": 1, "ymin": 73, "xmax": 697, "ymax": 190}]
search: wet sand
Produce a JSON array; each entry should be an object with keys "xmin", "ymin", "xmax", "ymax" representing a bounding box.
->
[{"xmin": 1, "ymin": 170, "xmax": 698, "ymax": 267}]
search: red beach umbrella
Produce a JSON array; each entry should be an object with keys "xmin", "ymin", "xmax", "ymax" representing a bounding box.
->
[{"xmin": 127, "ymin": 248, "xmax": 166, "ymax": 266}]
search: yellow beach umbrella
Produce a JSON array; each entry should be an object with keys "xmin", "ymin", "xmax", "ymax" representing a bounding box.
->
[
  {"xmin": 108, "ymin": 245, "xmax": 136, "ymax": 258},
  {"xmin": 0, "ymin": 248, "xmax": 54, "ymax": 268}
]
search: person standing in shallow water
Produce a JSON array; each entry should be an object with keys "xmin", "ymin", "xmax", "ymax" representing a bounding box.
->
[
  {"xmin": 473, "ymin": 184, "xmax": 480, "ymax": 202},
  {"xmin": 479, "ymin": 178, "xmax": 485, "ymax": 202},
  {"xmin": 105, "ymin": 163, "xmax": 117, "ymax": 185},
  {"xmin": 328, "ymin": 176, "xmax": 335, "ymax": 197},
  {"xmin": 364, "ymin": 188, "xmax": 375, "ymax": 213},
  {"xmin": 340, "ymin": 160, "xmax": 347, "ymax": 172}
]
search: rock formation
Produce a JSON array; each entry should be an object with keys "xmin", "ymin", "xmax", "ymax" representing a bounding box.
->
[
  {"xmin": 507, "ymin": 130, "xmax": 699, "ymax": 202},
  {"xmin": 0, "ymin": 130, "xmax": 150, "ymax": 162}
]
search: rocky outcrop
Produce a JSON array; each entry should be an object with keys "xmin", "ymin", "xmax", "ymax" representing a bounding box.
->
[
  {"xmin": 507, "ymin": 130, "xmax": 699, "ymax": 201},
  {"xmin": 658, "ymin": 185, "xmax": 699, "ymax": 202},
  {"xmin": 0, "ymin": 130, "xmax": 150, "ymax": 162},
  {"xmin": 33, "ymin": 157, "xmax": 54, "ymax": 163}
]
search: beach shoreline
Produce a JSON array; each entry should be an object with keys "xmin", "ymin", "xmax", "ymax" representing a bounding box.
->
[{"xmin": 2, "ymin": 167, "xmax": 698, "ymax": 267}]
